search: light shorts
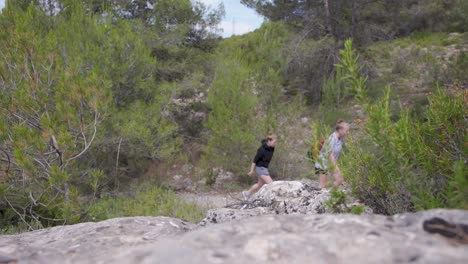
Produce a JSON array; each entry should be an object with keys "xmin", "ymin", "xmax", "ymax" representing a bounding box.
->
[{"xmin": 255, "ymin": 166, "xmax": 270, "ymax": 176}]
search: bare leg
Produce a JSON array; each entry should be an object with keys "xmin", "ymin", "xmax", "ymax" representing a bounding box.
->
[
  {"xmin": 319, "ymin": 173, "xmax": 328, "ymax": 189},
  {"xmin": 333, "ymin": 172, "xmax": 344, "ymax": 186},
  {"xmin": 259, "ymin": 175, "xmax": 273, "ymax": 184},
  {"xmin": 247, "ymin": 177, "xmax": 265, "ymax": 196}
]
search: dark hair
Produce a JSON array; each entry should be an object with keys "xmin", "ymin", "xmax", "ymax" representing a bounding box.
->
[{"xmin": 335, "ymin": 119, "xmax": 349, "ymax": 131}]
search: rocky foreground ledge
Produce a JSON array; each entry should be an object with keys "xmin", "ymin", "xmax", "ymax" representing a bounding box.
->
[{"xmin": 0, "ymin": 181, "xmax": 467, "ymax": 264}]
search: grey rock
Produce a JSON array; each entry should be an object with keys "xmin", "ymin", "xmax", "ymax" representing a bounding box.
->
[
  {"xmin": 116, "ymin": 209, "xmax": 468, "ymax": 264},
  {"xmin": 213, "ymin": 168, "xmax": 236, "ymax": 188},
  {"xmin": 251, "ymin": 180, "xmax": 330, "ymax": 214},
  {"xmin": 169, "ymin": 174, "xmax": 194, "ymax": 191},
  {"xmin": 0, "ymin": 217, "xmax": 195, "ymax": 264},
  {"xmin": 201, "ymin": 181, "xmax": 370, "ymax": 225},
  {"xmin": 0, "ymin": 181, "xmax": 466, "ymax": 264},
  {"xmin": 0, "ymin": 254, "xmax": 17, "ymax": 264},
  {"xmin": 201, "ymin": 207, "xmax": 271, "ymax": 225}
]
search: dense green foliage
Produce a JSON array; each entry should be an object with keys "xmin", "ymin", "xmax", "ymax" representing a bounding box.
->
[
  {"xmin": 0, "ymin": 0, "xmax": 466, "ymax": 232},
  {"xmin": 242, "ymin": 0, "xmax": 466, "ymax": 42},
  {"xmin": 0, "ymin": 3, "xmax": 113, "ymax": 225},
  {"xmin": 243, "ymin": 0, "xmax": 468, "ymax": 102},
  {"xmin": 321, "ymin": 39, "xmax": 467, "ymax": 214},
  {"xmin": 0, "ymin": 0, "xmax": 216, "ymax": 229},
  {"xmin": 322, "ymin": 39, "xmax": 367, "ymax": 107},
  {"xmin": 342, "ymin": 86, "xmax": 467, "ymax": 214},
  {"xmin": 204, "ymin": 57, "xmax": 257, "ymax": 176},
  {"xmin": 203, "ymin": 22, "xmax": 291, "ymax": 178}
]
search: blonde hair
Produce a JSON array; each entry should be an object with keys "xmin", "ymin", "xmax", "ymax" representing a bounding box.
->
[
  {"xmin": 335, "ymin": 119, "xmax": 349, "ymax": 131},
  {"xmin": 267, "ymin": 132, "xmax": 277, "ymax": 141}
]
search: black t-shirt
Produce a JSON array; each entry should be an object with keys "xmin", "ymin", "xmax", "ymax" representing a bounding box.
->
[{"xmin": 253, "ymin": 141, "xmax": 275, "ymax": 168}]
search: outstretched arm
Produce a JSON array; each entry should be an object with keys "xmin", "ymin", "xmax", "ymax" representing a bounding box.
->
[{"xmin": 248, "ymin": 163, "xmax": 256, "ymax": 177}]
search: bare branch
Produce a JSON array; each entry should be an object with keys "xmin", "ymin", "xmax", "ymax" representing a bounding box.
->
[
  {"xmin": 50, "ymin": 135, "xmax": 63, "ymax": 166},
  {"xmin": 0, "ymin": 149, "xmax": 10, "ymax": 174},
  {"xmin": 10, "ymin": 112, "xmax": 42, "ymax": 130},
  {"xmin": 33, "ymin": 158, "xmax": 48, "ymax": 170},
  {"xmin": 116, "ymin": 137, "xmax": 123, "ymax": 171},
  {"xmin": 66, "ymin": 111, "xmax": 99, "ymax": 164},
  {"xmin": 29, "ymin": 192, "xmax": 38, "ymax": 207},
  {"xmin": 4, "ymin": 196, "xmax": 33, "ymax": 231}
]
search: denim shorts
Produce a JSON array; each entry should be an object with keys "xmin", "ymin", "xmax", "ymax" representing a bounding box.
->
[{"xmin": 255, "ymin": 166, "xmax": 270, "ymax": 176}]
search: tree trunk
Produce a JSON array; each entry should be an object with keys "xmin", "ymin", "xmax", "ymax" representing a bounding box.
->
[
  {"xmin": 351, "ymin": 0, "xmax": 356, "ymax": 39},
  {"xmin": 323, "ymin": 0, "xmax": 333, "ymax": 35}
]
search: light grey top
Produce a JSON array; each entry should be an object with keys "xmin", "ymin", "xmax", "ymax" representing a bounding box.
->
[{"xmin": 315, "ymin": 132, "xmax": 343, "ymax": 170}]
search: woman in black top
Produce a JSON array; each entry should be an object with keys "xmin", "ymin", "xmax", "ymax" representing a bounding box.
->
[{"xmin": 243, "ymin": 132, "xmax": 277, "ymax": 200}]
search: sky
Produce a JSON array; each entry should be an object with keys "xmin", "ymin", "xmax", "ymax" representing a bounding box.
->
[
  {"xmin": 199, "ymin": 0, "xmax": 264, "ymax": 37},
  {"xmin": 0, "ymin": 0, "xmax": 264, "ymax": 37}
]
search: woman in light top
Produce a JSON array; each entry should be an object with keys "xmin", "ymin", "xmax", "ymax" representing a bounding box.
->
[{"xmin": 315, "ymin": 119, "xmax": 349, "ymax": 189}]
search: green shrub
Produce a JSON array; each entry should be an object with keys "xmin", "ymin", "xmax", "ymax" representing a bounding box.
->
[
  {"xmin": 321, "ymin": 68, "xmax": 347, "ymax": 108},
  {"xmin": 337, "ymin": 39, "xmax": 367, "ymax": 104},
  {"xmin": 0, "ymin": 220, "xmax": 43, "ymax": 235},
  {"xmin": 203, "ymin": 22, "xmax": 290, "ymax": 180},
  {"xmin": 0, "ymin": 1, "xmax": 214, "ymax": 228},
  {"xmin": 449, "ymin": 0, "xmax": 468, "ymax": 32},
  {"xmin": 395, "ymin": 32, "xmax": 453, "ymax": 47},
  {"xmin": 322, "ymin": 39, "xmax": 367, "ymax": 107},
  {"xmin": 325, "ymin": 187, "xmax": 365, "ymax": 214},
  {"xmin": 265, "ymin": 98, "xmax": 310, "ymax": 180},
  {"xmin": 87, "ymin": 185, "xmax": 204, "ymax": 223},
  {"xmin": 342, "ymin": 86, "xmax": 467, "ymax": 214},
  {"xmin": 325, "ymin": 187, "xmax": 348, "ymax": 213},
  {"xmin": 449, "ymin": 52, "xmax": 468, "ymax": 83},
  {"xmin": 202, "ymin": 57, "xmax": 259, "ymax": 178},
  {"xmin": 350, "ymin": 205, "xmax": 365, "ymax": 215},
  {"xmin": 0, "ymin": 3, "xmax": 112, "ymax": 226}
]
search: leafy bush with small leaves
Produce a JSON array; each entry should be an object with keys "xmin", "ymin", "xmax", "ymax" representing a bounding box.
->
[
  {"xmin": 325, "ymin": 187, "xmax": 348, "ymax": 213},
  {"xmin": 342, "ymin": 85, "xmax": 467, "ymax": 214},
  {"xmin": 325, "ymin": 187, "xmax": 365, "ymax": 214},
  {"xmin": 350, "ymin": 205, "xmax": 365, "ymax": 215}
]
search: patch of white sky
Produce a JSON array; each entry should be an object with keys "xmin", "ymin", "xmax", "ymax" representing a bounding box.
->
[
  {"xmin": 199, "ymin": 0, "xmax": 264, "ymax": 38},
  {"xmin": 0, "ymin": 0, "xmax": 264, "ymax": 37}
]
